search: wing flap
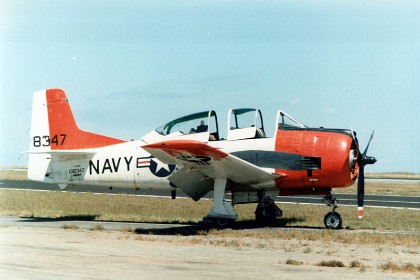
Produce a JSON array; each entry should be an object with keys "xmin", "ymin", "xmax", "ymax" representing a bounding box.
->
[{"xmin": 169, "ymin": 167, "xmax": 214, "ymax": 201}]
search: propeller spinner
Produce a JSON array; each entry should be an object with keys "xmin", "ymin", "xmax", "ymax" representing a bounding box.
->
[{"xmin": 351, "ymin": 130, "xmax": 377, "ymax": 219}]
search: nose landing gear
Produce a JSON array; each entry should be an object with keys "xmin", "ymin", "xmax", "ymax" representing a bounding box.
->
[{"xmin": 322, "ymin": 193, "xmax": 343, "ymax": 230}]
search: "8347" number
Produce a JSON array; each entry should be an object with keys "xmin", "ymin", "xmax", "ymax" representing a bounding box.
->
[{"xmin": 33, "ymin": 134, "xmax": 67, "ymax": 147}]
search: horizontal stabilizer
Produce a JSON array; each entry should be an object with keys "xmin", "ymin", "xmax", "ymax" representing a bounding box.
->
[{"xmin": 28, "ymin": 150, "xmax": 96, "ymax": 156}]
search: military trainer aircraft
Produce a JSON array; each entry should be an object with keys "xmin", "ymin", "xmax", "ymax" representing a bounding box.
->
[{"xmin": 28, "ymin": 89, "xmax": 376, "ymax": 229}]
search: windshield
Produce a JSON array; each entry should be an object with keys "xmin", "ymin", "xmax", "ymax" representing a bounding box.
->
[
  {"xmin": 155, "ymin": 111, "xmax": 211, "ymax": 136},
  {"xmin": 277, "ymin": 111, "xmax": 307, "ymax": 129}
]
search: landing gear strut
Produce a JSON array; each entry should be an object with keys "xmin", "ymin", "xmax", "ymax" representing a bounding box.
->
[
  {"xmin": 322, "ymin": 193, "xmax": 343, "ymax": 230},
  {"xmin": 200, "ymin": 178, "xmax": 237, "ymax": 228}
]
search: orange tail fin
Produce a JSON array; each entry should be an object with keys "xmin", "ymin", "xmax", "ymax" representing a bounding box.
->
[{"xmin": 31, "ymin": 88, "xmax": 125, "ymax": 151}]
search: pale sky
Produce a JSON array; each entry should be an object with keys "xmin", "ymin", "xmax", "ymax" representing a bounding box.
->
[{"xmin": 1, "ymin": 0, "xmax": 419, "ymax": 173}]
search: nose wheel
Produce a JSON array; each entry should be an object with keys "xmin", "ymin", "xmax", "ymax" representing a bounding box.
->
[
  {"xmin": 322, "ymin": 194, "xmax": 343, "ymax": 230},
  {"xmin": 324, "ymin": 212, "xmax": 342, "ymax": 229}
]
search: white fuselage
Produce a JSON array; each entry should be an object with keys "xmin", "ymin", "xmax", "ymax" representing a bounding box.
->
[{"xmin": 36, "ymin": 136, "xmax": 276, "ymax": 190}]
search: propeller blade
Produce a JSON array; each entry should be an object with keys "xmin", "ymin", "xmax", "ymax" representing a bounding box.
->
[
  {"xmin": 355, "ymin": 130, "xmax": 375, "ymax": 219},
  {"xmin": 357, "ymin": 164, "xmax": 365, "ymax": 219},
  {"xmin": 362, "ymin": 130, "xmax": 375, "ymax": 156}
]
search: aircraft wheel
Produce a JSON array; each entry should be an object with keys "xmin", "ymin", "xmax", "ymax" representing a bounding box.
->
[
  {"xmin": 214, "ymin": 218, "xmax": 232, "ymax": 228},
  {"xmin": 199, "ymin": 217, "xmax": 233, "ymax": 228},
  {"xmin": 324, "ymin": 212, "xmax": 343, "ymax": 230},
  {"xmin": 255, "ymin": 206, "xmax": 277, "ymax": 226}
]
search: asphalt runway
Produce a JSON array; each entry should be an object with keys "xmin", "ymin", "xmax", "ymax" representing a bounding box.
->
[{"xmin": 1, "ymin": 180, "xmax": 419, "ymax": 210}]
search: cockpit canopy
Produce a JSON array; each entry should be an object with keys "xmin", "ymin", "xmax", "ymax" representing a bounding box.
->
[
  {"xmin": 141, "ymin": 107, "xmax": 307, "ymax": 143},
  {"xmin": 152, "ymin": 110, "xmax": 219, "ymax": 142},
  {"xmin": 227, "ymin": 108, "xmax": 265, "ymax": 140},
  {"xmin": 276, "ymin": 110, "xmax": 307, "ymax": 130}
]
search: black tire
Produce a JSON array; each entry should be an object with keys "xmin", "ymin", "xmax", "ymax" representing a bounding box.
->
[
  {"xmin": 324, "ymin": 212, "xmax": 343, "ymax": 230},
  {"xmin": 255, "ymin": 206, "xmax": 277, "ymax": 226},
  {"xmin": 214, "ymin": 218, "xmax": 232, "ymax": 228}
]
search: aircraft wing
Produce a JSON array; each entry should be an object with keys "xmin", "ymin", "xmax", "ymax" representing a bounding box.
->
[{"xmin": 143, "ymin": 140, "xmax": 280, "ymax": 199}]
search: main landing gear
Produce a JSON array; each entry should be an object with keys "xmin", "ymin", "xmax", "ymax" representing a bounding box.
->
[
  {"xmin": 255, "ymin": 192, "xmax": 282, "ymax": 226},
  {"xmin": 322, "ymin": 193, "xmax": 343, "ymax": 230},
  {"xmin": 200, "ymin": 178, "xmax": 238, "ymax": 228},
  {"xmin": 200, "ymin": 179, "xmax": 283, "ymax": 228}
]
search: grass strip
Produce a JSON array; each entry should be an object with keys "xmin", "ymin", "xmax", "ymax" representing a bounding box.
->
[{"xmin": 1, "ymin": 189, "xmax": 419, "ymax": 232}]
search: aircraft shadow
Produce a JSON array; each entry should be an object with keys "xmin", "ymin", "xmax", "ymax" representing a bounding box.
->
[
  {"xmin": 20, "ymin": 215, "xmax": 99, "ymax": 222},
  {"xmin": 18, "ymin": 216, "xmax": 328, "ymax": 236},
  {"xmin": 133, "ymin": 217, "xmax": 324, "ymax": 236}
]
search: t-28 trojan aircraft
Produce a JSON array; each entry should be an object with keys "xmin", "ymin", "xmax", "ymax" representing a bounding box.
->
[{"xmin": 28, "ymin": 88, "xmax": 376, "ymax": 229}]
